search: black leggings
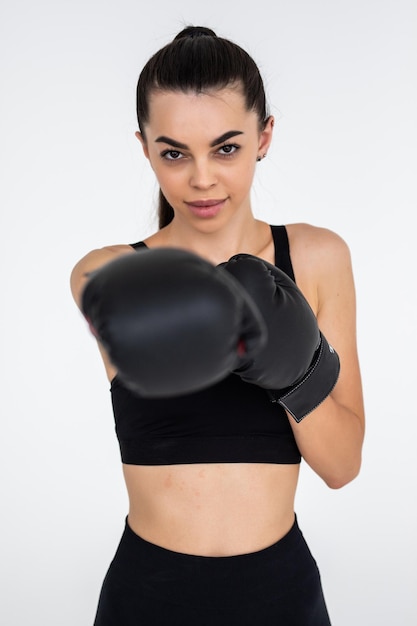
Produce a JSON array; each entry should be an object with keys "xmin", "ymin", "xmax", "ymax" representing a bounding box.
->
[{"xmin": 94, "ymin": 516, "xmax": 331, "ymax": 625}]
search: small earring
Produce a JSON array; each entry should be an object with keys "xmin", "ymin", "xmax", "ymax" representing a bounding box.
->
[{"xmin": 256, "ymin": 154, "xmax": 267, "ymax": 162}]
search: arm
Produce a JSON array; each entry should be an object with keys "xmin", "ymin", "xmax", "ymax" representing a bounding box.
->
[
  {"xmin": 221, "ymin": 224, "xmax": 365, "ymax": 489},
  {"xmin": 288, "ymin": 225, "xmax": 365, "ymax": 488}
]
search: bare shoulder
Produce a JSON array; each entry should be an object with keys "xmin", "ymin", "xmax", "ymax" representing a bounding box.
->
[
  {"xmin": 285, "ymin": 223, "xmax": 353, "ymax": 313},
  {"xmin": 70, "ymin": 243, "xmax": 134, "ymax": 308},
  {"xmin": 286, "ymin": 222, "xmax": 350, "ymax": 259},
  {"xmin": 286, "ymin": 223, "xmax": 351, "ymax": 276}
]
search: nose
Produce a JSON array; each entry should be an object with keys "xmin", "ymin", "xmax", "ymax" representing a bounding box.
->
[{"xmin": 189, "ymin": 158, "xmax": 217, "ymax": 190}]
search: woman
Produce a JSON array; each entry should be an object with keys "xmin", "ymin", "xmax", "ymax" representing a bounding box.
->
[{"xmin": 71, "ymin": 26, "xmax": 365, "ymax": 625}]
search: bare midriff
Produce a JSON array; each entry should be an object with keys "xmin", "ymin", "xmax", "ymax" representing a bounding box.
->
[{"xmin": 123, "ymin": 462, "xmax": 300, "ymax": 557}]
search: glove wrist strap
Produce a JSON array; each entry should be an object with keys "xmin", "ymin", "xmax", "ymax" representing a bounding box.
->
[{"xmin": 268, "ymin": 333, "xmax": 340, "ymax": 423}]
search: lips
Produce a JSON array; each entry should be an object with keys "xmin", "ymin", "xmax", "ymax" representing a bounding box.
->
[
  {"xmin": 186, "ymin": 199, "xmax": 226, "ymax": 208},
  {"xmin": 185, "ymin": 198, "xmax": 227, "ymax": 218}
]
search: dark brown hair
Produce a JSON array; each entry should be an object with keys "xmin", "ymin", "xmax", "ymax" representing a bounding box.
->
[{"xmin": 136, "ymin": 26, "xmax": 269, "ymax": 228}]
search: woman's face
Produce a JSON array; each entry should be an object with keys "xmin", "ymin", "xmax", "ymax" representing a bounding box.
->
[{"xmin": 137, "ymin": 87, "xmax": 273, "ymax": 233}]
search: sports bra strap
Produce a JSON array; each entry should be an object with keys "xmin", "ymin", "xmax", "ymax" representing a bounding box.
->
[
  {"xmin": 130, "ymin": 241, "xmax": 147, "ymax": 250},
  {"xmin": 271, "ymin": 226, "xmax": 295, "ymax": 282}
]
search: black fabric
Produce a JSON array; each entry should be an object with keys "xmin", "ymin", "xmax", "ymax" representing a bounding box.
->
[
  {"xmin": 111, "ymin": 225, "xmax": 301, "ymax": 465},
  {"xmin": 94, "ymin": 516, "xmax": 331, "ymax": 626},
  {"xmin": 269, "ymin": 224, "xmax": 295, "ymax": 281}
]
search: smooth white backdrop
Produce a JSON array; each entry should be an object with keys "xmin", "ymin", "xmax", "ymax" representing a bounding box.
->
[{"xmin": 1, "ymin": 1, "xmax": 416, "ymax": 624}]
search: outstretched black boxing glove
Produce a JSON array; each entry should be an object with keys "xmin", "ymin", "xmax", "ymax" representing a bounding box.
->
[
  {"xmin": 219, "ymin": 254, "xmax": 340, "ymax": 422},
  {"xmin": 81, "ymin": 248, "xmax": 266, "ymax": 398}
]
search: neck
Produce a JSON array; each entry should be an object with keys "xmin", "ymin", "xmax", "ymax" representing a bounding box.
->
[{"xmin": 163, "ymin": 213, "xmax": 267, "ymax": 265}]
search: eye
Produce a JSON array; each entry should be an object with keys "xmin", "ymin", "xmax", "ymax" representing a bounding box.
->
[
  {"xmin": 161, "ymin": 149, "xmax": 184, "ymax": 161},
  {"xmin": 218, "ymin": 144, "xmax": 239, "ymax": 157}
]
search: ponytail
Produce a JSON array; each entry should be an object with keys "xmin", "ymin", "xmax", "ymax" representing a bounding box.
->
[{"xmin": 158, "ymin": 190, "xmax": 175, "ymax": 229}]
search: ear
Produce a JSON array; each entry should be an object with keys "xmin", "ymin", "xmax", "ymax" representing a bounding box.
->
[
  {"xmin": 257, "ymin": 116, "xmax": 274, "ymax": 157},
  {"xmin": 135, "ymin": 131, "xmax": 150, "ymax": 159}
]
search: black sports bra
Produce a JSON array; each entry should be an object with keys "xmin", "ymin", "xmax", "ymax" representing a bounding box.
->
[{"xmin": 110, "ymin": 226, "xmax": 301, "ymax": 465}]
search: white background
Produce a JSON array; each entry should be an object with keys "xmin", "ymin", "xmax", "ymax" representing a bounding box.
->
[{"xmin": 1, "ymin": 1, "xmax": 416, "ymax": 624}]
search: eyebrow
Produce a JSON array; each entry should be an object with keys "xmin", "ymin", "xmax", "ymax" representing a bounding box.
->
[{"xmin": 154, "ymin": 130, "xmax": 244, "ymax": 150}]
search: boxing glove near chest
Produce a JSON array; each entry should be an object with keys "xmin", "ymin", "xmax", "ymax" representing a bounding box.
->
[{"xmin": 220, "ymin": 254, "xmax": 340, "ymax": 422}]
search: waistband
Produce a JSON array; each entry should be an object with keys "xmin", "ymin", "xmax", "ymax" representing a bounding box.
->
[{"xmin": 109, "ymin": 514, "xmax": 318, "ymax": 609}]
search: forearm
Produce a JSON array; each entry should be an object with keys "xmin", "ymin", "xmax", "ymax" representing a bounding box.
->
[{"xmin": 289, "ymin": 394, "xmax": 365, "ymax": 489}]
